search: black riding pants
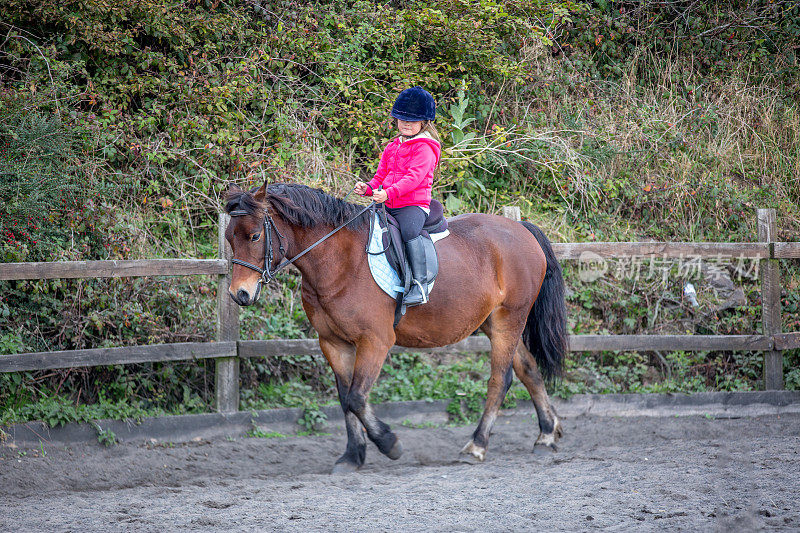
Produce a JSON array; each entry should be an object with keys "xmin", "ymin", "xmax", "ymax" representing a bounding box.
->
[{"xmin": 386, "ymin": 206, "xmax": 427, "ymax": 242}]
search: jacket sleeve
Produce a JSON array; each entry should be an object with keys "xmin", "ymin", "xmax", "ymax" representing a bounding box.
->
[
  {"xmin": 367, "ymin": 144, "xmax": 391, "ymax": 191},
  {"xmin": 384, "ymin": 144, "xmax": 436, "ymax": 202}
]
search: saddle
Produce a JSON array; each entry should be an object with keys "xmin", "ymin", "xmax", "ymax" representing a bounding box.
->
[{"xmin": 366, "ymin": 200, "xmax": 449, "ymax": 325}]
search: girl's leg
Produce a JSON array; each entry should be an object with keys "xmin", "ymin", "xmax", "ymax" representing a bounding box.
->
[
  {"xmin": 387, "ymin": 206, "xmax": 427, "ymax": 241},
  {"xmin": 387, "ymin": 206, "xmax": 429, "ymax": 304}
]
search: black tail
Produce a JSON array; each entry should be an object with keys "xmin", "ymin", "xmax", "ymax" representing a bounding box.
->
[{"xmin": 520, "ymin": 221, "xmax": 568, "ymax": 381}]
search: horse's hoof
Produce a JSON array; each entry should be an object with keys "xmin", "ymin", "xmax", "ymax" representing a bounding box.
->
[
  {"xmin": 554, "ymin": 417, "xmax": 564, "ymax": 439},
  {"xmin": 386, "ymin": 439, "xmax": 404, "ymax": 460},
  {"xmin": 533, "ymin": 443, "xmax": 558, "ymax": 455},
  {"xmin": 331, "ymin": 460, "xmax": 360, "ymax": 474},
  {"xmin": 457, "ymin": 453, "xmax": 483, "ymax": 465},
  {"xmin": 460, "ymin": 441, "xmax": 486, "ymax": 462}
]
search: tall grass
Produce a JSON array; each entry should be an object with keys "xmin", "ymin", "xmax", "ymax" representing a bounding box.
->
[{"xmin": 469, "ymin": 39, "xmax": 800, "ymax": 242}]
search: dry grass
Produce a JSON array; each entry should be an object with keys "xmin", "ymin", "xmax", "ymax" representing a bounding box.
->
[{"xmin": 491, "ymin": 38, "xmax": 800, "ymax": 241}]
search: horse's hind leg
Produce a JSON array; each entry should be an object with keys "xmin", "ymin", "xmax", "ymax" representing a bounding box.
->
[
  {"xmin": 513, "ymin": 343, "xmax": 562, "ymax": 453},
  {"xmin": 319, "ymin": 337, "xmax": 367, "ymax": 473},
  {"xmin": 461, "ymin": 310, "xmax": 520, "ymax": 462}
]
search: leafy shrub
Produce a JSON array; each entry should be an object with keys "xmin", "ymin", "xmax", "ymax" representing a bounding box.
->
[{"xmin": 0, "ymin": 101, "xmax": 93, "ymax": 262}]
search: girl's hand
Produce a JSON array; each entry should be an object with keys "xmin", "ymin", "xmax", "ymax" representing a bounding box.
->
[
  {"xmin": 372, "ymin": 189, "xmax": 388, "ymax": 203},
  {"xmin": 354, "ymin": 182, "xmax": 371, "ymax": 196}
]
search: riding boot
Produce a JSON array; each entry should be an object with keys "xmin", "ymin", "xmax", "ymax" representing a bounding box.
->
[{"xmin": 403, "ymin": 236, "xmax": 429, "ymax": 306}]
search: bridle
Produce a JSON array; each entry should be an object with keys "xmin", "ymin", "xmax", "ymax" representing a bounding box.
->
[
  {"xmin": 228, "ymin": 209, "xmax": 286, "ymax": 287},
  {"xmin": 228, "ymin": 201, "xmax": 375, "ymax": 292}
]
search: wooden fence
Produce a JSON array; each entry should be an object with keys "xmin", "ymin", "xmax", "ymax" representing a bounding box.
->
[{"xmin": 1, "ymin": 209, "xmax": 798, "ymax": 413}]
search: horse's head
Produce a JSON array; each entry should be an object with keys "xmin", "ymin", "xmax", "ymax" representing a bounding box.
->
[
  {"xmin": 224, "ymin": 180, "xmax": 370, "ymax": 305},
  {"xmin": 224, "ymin": 182, "xmax": 277, "ymax": 306}
]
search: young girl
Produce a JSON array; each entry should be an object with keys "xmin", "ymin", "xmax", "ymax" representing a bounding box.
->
[{"xmin": 354, "ymin": 86, "xmax": 441, "ymax": 305}]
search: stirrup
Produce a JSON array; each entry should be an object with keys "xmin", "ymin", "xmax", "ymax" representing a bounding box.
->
[
  {"xmin": 412, "ymin": 279, "xmax": 428, "ymax": 304},
  {"xmin": 404, "ymin": 279, "xmax": 428, "ymax": 306}
]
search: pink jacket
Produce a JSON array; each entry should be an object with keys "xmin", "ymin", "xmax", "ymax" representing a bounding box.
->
[{"xmin": 365, "ymin": 135, "xmax": 441, "ymax": 208}]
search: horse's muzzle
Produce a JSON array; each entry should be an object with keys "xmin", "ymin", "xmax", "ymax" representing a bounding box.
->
[{"xmin": 229, "ymin": 284, "xmax": 261, "ymax": 306}]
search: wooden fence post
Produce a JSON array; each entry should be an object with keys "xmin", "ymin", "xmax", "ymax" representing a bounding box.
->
[
  {"xmin": 502, "ymin": 205, "xmax": 521, "ymax": 222},
  {"xmin": 757, "ymin": 208, "xmax": 783, "ymax": 390},
  {"xmin": 216, "ymin": 212, "xmax": 240, "ymax": 412}
]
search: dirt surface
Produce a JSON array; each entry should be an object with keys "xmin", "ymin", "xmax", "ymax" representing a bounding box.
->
[{"xmin": 2, "ymin": 412, "xmax": 799, "ymax": 532}]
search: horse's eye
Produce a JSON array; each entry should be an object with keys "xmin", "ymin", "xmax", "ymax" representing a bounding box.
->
[{"xmin": 251, "ymin": 233, "xmax": 261, "ymax": 242}]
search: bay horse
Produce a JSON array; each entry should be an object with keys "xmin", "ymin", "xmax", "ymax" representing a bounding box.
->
[{"xmin": 224, "ymin": 182, "xmax": 567, "ymax": 472}]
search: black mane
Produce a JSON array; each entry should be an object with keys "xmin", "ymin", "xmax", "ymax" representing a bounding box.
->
[
  {"xmin": 225, "ymin": 183, "xmax": 370, "ymax": 230},
  {"xmin": 225, "ymin": 186, "xmax": 265, "ymax": 219}
]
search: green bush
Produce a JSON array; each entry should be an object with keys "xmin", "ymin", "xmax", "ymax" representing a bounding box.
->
[{"xmin": 0, "ymin": 101, "xmax": 94, "ymax": 261}]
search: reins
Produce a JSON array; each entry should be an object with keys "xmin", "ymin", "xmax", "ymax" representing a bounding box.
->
[{"xmin": 229, "ymin": 187, "xmax": 374, "ymax": 289}]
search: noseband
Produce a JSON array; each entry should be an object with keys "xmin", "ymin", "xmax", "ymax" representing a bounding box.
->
[{"xmin": 228, "ymin": 201, "xmax": 374, "ymax": 290}]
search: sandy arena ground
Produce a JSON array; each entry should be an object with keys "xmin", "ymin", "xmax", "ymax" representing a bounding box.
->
[{"xmin": 2, "ymin": 411, "xmax": 799, "ymax": 531}]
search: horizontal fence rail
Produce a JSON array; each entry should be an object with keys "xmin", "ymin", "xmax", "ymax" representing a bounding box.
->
[
  {"xmin": 0, "ymin": 259, "xmax": 228, "ymax": 281},
  {"xmin": 0, "ymin": 342, "xmax": 237, "ymax": 373},
  {"xmin": 238, "ymin": 335, "xmax": 789, "ymax": 357},
  {"xmin": 774, "ymin": 242, "xmax": 800, "ymax": 259},
  {"xmin": 3, "ymin": 244, "xmax": 799, "ymax": 282},
  {"xmin": 238, "ymin": 335, "xmax": 790, "ymax": 358},
  {"xmin": 551, "ymin": 242, "xmax": 773, "ymax": 260},
  {"xmin": 0, "ymin": 208, "xmax": 796, "ymax": 410},
  {"xmin": 3, "ymin": 334, "xmax": 798, "ymax": 374},
  {"xmin": 774, "ymin": 333, "xmax": 800, "ymax": 350}
]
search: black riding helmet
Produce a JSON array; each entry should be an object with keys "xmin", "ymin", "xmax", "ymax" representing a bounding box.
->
[{"xmin": 391, "ymin": 86, "xmax": 436, "ymax": 122}]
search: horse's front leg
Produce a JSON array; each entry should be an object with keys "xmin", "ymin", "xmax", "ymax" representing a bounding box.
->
[
  {"xmin": 345, "ymin": 336, "xmax": 403, "ymax": 460},
  {"xmin": 318, "ymin": 337, "xmax": 367, "ymax": 474}
]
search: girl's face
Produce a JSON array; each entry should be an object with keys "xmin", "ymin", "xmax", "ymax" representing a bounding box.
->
[{"xmin": 397, "ymin": 119, "xmax": 424, "ymax": 137}]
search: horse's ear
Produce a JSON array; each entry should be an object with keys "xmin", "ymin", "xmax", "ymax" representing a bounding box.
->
[
  {"xmin": 253, "ymin": 182, "xmax": 267, "ymax": 203},
  {"xmin": 226, "ymin": 182, "xmax": 243, "ymax": 198}
]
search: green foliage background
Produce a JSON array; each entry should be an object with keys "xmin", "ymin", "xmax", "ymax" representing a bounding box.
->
[{"xmin": 0, "ymin": 0, "xmax": 799, "ymax": 424}]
